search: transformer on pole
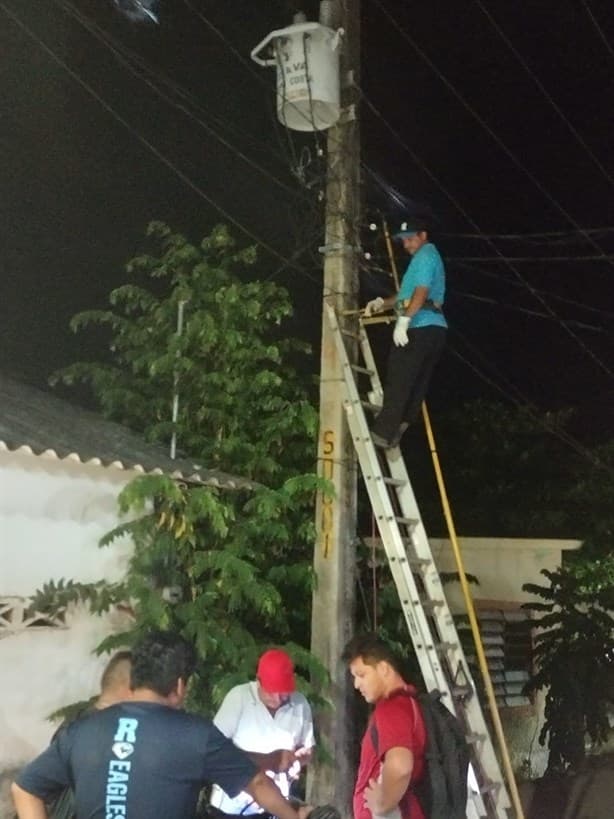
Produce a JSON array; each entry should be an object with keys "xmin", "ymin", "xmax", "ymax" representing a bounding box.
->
[{"xmin": 250, "ymin": 9, "xmax": 343, "ymax": 132}]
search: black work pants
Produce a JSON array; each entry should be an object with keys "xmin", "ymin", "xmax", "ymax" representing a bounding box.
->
[{"xmin": 372, "ymin": 325, "xmax": 447, "ymax": 442}]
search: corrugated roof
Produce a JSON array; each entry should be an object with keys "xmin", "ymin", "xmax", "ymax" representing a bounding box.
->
[{"xmin": 0, "ymin": 374, "xmax": 258, "ymax": 491}]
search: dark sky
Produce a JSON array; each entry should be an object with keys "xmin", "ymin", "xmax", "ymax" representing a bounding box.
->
[{"xmin": 1, "ymin": 0, "xmax": 614, "ymax": 439}]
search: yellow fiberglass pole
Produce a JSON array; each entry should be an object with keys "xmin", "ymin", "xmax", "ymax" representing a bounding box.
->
[
  {"xmin": 421, "ymin": 405, "xmax": 525, "ymax": 819},
  {"xmin": 380, "ymin": 225, "xmax": 525, "ymax": 818}
]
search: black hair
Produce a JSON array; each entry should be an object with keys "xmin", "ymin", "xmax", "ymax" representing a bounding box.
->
[
  {"xmin": 130, "ymin": 630, "xmax": 196, "ymax": 696},
  {"xmin": 100, "ymin": 650, "xmax": 132, "ymax": 691},
  {"xmin": 342, "ymin": 632, "xmax": 404, "ymax": 675}
]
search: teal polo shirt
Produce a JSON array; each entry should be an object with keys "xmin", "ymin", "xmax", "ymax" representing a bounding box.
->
[{"xmin": 396, "ymin": 242, "xmax": 447, "ymax": 329}]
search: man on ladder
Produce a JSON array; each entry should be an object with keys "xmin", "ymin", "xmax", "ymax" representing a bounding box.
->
[{"xmin": 363, "ymin": 220, "xmax": 448, "ymax": 449}]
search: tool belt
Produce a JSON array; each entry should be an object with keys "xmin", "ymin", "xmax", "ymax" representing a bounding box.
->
[{"xmin": 396, "ymin": 298, "xmax": 443, "ymax": 315}]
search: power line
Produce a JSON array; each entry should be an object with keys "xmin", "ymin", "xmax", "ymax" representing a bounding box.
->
[
  {"xmin": 447, "ymin": 332, "xmax": 609, "ymax": 472},
  {"xmin": 358, "ymin": 0, "xmax": 614, "ymax": 381},
  {"xmin": 54, "ymin": 0, "xmax": 306, "ymax": 199},
  {"xmin": 444, "ymin": 226, "xmax": 614, "ymax": 242},
  {"xmin": 581, "ymin": 0, "xmax": 614, "ymax": 59},
  {"xmin": 359, "ymin": 89, "xmax": 614, "ymax": 381},
  {"xmin": 453, "ymin": 290, "xmax": 606, "ymax": 333},
  {"xmin": 450, "ymin": 254, "xmax": 614, "ymax": 263},
  {"xmin": 473, "ymin": 0, "xmax": 614, "ymax": 192},
  {"xmin": 181, "ymin": 0, "xmax": 373, "ymax": 262},
  {"xmin": 369, "ymin": 0, "xmax": 614, "ymax": 272},
  {"xmin": 60, "ymin": 0, "xmax": 334, "ymax": 270},
  {"xmin": 365, "ymin": 256, "xmax": 614, "ymax": 325},
  {"xmin": 180, "ymin": 0, "xmax": 350, "ymax": 253},
  {"xmin": 451, "ymin": 260, "xmax": 614, "ymax": 319},
  {"xmin": 182, "ymin": 0, "xmax": 346, "ymax": 154},
  {"xmin": 0, "ymin": 1, "xmax": 322, "ymax": 284}
]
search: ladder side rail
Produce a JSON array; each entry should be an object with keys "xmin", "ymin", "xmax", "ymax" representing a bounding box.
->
[
  {"xmin": 330, "ymin": 315, "xmax": 453, "ymax": 695},
  {"xmin": 388, "ymin": 458, "xmax": 511, "ymax": 815},
  {"xmin": 341, "ymin": 398, "xmax": 450, "ymax": 695},
  {"xmin": 387, "ymin": 459, "xmax": 477, "ymax": 684},
  {"xmin": 356, "ymin": 321, "xmax": 482, "ymax": 703},
  {"xmin": 358, "ymin": 320, "xmax": 385, "ymax": 404}
]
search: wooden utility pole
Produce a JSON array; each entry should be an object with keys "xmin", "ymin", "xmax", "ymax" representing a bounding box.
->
[{"xmin": 310, "ymin": 0, "xmax": 360, "ymax": 812}]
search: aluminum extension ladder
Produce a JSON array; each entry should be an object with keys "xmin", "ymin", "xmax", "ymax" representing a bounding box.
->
[{"xmin": 327, "ymin": 305, "xmax": 512, "ymax": 819}]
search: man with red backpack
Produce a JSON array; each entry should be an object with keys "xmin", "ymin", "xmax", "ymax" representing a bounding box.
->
[{"xmin": 343, "ymin": 635, "xmax": 427, "ymax": 819}]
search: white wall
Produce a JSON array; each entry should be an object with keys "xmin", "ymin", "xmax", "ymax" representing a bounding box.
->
[
  {"xmin": 0, "ymin": 451, "xmax": 134, "ymax": 785},
  {"xmin": 0, "ymin": 605, "xmax": 131, "ymax": 765},
  {"xmin": 429, "ymin": 536, "xmax": 581, "ymax": 610},
  {"xmin": 430, "ymin": 536, "xmax": 581, "ymax": 778}
]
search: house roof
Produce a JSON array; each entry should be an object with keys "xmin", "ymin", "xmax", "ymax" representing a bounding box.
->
[{"xmin": 0, "ymin": 374, "xmax": 258, "ymax": 491}]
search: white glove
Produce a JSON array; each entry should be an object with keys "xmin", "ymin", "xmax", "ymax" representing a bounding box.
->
[
  {"xmin": 393, "ymin": 316, "xmax": 411, "ymax": 347},
  {"xmin": 363, "ymin": 296, "xmax": 385, "ymax": 317}
]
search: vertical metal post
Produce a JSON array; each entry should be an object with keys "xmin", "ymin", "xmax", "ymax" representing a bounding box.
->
[
  {"xmin": 309, "ymin": 0, "xmax": 361, "ymax": 812},
  {"xmin": 170, "ymin": 299, "xmax": 187, "ymax": 460}
]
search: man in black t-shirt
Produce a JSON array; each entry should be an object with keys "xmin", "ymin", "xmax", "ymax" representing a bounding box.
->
[
  {"xmin": 47, "ymin": 649, "xmax": 133, "ymax": 819},
  {"xmin": 12, "ymin": 631, "xmax": 313, "ymax": 819}
]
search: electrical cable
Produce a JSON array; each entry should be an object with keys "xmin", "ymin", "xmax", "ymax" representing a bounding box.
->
[
  {"xmin": 59, "ymin": 2, "xmax": 335, "ymax": 279},
  {"xmin": 369, "ymin": 0, "xmax": 614, "ymax": 271},
  {"xmin": 364, "ymin": 257, "xmax": 612, "ymax": 327},
  {"xmin": 473, "ymin": 0, "xmax": 614, "ymax": 192},
  {"xmin": 180, "ymin": 0, "xmax": 351, "ymax": 269},
  {"xmin": 182, "ymin": 0, "xmax": 347, "ymax": 153},
  {"xmin": 580, "ymin": 0, "xmax": 614, "ymax": 59},
  {"xmin": 447, "ymin": 332, "xmax": 609, "ymax": 472},
  {"xmin": 55, "ymin": 0, "xmax": 299, "ymax": 175},
  {"xmin": 451, "ymin": 260, "xmax": 614, "ymax": 319},
  {"xmin": 54, "ymin": 0, "xmax": 305, "ymax": 199},
  {"xmin": 0, "ymin": 1, "xmax": 322, "ymax": 283},
  {"xmin": 443, "ymin": 226, "xmax": 614, "ymax": 242},
  {"xmin": 358, "ymin": 90, "xmax": 614, "ymax": 380},
  {"xmin": 449, "ymin": 254, "xmax": 614, "ymax": 263},
  {"xmin": 452, "ymin": 290, "xmax": 606, "ymax": 333}
]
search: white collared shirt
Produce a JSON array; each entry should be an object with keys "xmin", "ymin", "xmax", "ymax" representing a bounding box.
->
[{"xmin": 210, "ymin": 681, "xmax": 315, "ymax": 815}]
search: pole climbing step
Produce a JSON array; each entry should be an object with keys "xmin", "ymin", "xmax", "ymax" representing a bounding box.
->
[{"xmin": 327, "ymin": 304, "xmax": 513, "ymax": 819}]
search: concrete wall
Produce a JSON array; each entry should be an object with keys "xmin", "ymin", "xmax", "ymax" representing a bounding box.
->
[
  {"xmin": 430, "ymin": 536, "xmax": 581, "ymax": 778},
  {"xmin": 430, "ymin": 537, "xmax": 581, "ymax": 609},
  {"xmin": 0, "ymin": 450, "xmax": 134, "ymax": 815}
]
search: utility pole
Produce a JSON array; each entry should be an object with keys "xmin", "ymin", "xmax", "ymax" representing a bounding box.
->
[{"xmin": 310, "ymin": 0, "xmax": 361, "ymax": 812}]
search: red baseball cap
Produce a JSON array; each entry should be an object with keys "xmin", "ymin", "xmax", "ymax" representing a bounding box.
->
[{"xmin": 257, "ymin": 649, "xmax": 296, "ymax": 694}]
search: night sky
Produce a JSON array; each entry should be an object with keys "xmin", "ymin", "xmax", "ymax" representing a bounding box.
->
[{"xmin": 1, "ymin": 0, "xmax": 613, "ymax": 440}]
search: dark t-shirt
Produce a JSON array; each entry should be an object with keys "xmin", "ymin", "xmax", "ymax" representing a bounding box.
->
[{"xmin": 16, "ymin": 701, "xmax": 258, "ymax": 819}]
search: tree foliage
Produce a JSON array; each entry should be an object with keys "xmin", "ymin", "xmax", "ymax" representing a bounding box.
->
[
  {"xmin": 523, "ymin": 560, "xmax": 614, "ymax": 773},
  {"xmin": 409, "ymin": 399, "xmax": 582, "ymax": 538},
  {"xmin": 52, "ymin": 221, "xmax": 318, "ymax": 483},
  {"xmin": 42, "ymin": 223, "xmax": 329, "ymax": 712},
  {"xmin": 383, "ymin": 399, "xmax": 614, "ymax": 772}
]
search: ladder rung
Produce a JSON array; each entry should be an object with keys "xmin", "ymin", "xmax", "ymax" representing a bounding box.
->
[
  {"xmin": 360, "ymin": 400, "xmax": 381, "ymax": 413},
  {"xmin": 478, "ymin": 781, "xmax": 500, "ymax": 797},
  {"xmin": 408, "ymin": 556, "xmax": 432, "ymax": 569},
  {"xmin": 394, "ymin": 516, "xmax": 418, "ymax": 528},
  {"xmin": 420, "ymin": 598, "xmax": 445, "ymax": 613},
  {"xmin": 383, "ymin": 476, "xmax": 406, "ymax": 487},
  {"xmin": 435, "ymin": 641, "xmax": 457, "ymax": 654},
  {"xmin": 350, "ymin": 364, "xmax": 374, "ymax": 375},
  {"xmin": 466, "ymin": 732, "xmax": 486, "ymax": 745},
  {"xmin": 341, "ymin": 329, "xmax": 361, "ymax": 340}
]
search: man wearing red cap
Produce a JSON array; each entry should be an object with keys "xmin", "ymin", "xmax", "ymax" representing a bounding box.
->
[{"xmin": 209, "ymin": 649, "xmax": 315, "ymax": 819}]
